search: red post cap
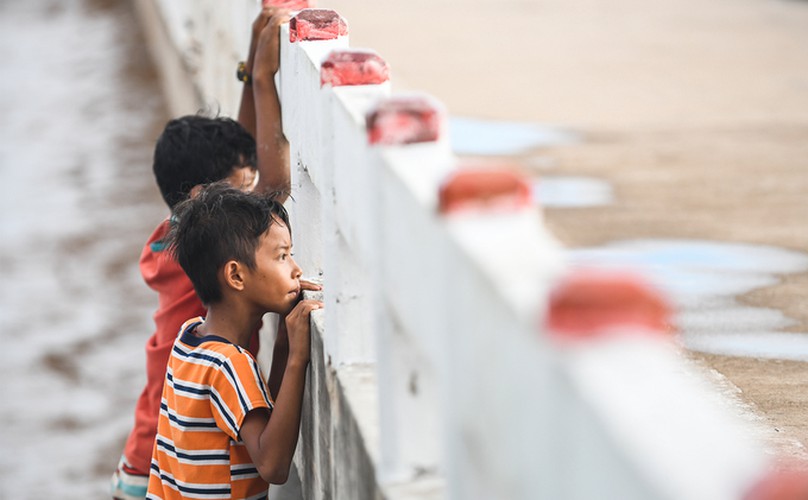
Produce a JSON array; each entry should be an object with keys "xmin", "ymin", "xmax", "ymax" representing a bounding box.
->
[
  {"xmin": 320, "ymin": 50, "xmax": 390, "ymax": 87},
  {"xmin": 545, "ymin": 270, "xmax": 671, "ymax": 340},
  {"xmin": 262, "ymin": 0, "xmax": 311, "ymax": 9},
  {"xmin": 438, "ymin": 168, "xmax": 532, "ymax": 214},
  {"xmin": 745, "ymin": 469, "xmax": 808, "ymax": 500},
  {"xmin": 290, "ymin": 9, "xmax": 348, "ymax": 42},
  {"xmin": 366, "ymin": 95, "xmax": 443, "ymax": 145}
]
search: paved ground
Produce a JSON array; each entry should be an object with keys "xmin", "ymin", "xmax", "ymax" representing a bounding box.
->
[{"xmin": 328, "ymin": 0, "xmax": 808, "ymax": 463}]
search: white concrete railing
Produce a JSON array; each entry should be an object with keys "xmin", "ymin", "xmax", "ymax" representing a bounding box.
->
[{"xmin": 135, "ymin": 2, "xmax": 789, "ymax": 499}]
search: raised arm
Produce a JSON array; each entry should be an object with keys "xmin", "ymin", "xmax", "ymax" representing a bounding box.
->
[
  {"xmin": 251, "ymin": 9, "xmax": 291, "ymax": 201},
  {"xmin": 237, "ymin": 10, "xmax": 274, "ymax": 138}
]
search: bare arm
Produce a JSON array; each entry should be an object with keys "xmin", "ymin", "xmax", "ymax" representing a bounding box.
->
[
  {"xmin": 266, "ymin": 318, "xmax": 288, "ymax": 400},
  {"xmin": 237, "ymin": 9, "xmax": 274, "ymax": 137},
  {"xmin": 266, "ymin": 281, "xmax": 321, "ymax": 399},
  {"xmin": 252, "ymin": 9, "xmax": 291, "ymax": 201},
  {"xmin": 239, "ymin": 299, "xmax": 321, "ymax": 484},
  {"xmin": 239, "ymin": 359, "xmax": 306, "ymax": 484},
  {"xmin": 237, "ymin": 79, "xmax": 257, "ymax": 140}
]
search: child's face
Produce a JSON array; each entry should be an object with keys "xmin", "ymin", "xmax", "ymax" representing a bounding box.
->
[
  {"xmin": 226, "ymin": 166, "xmax": 259, "ymax": 192},
  {"xmin": 246, "ymin": 219, "xmax": 302, "ymax": 314}
]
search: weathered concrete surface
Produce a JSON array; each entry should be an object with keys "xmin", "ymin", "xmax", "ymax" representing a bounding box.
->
[
  {"xmin": 324, "ymin": 0, "xmax": 808, "ymax": 462},
  {"xmin": 292, "ymin": 290, "xmax": 384, "ymax": 500},
  {"xmin": 132, "ymin": 0, "xmax": 200, "ymax": 117}
]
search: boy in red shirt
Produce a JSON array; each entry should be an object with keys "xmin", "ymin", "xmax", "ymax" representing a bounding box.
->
[{"xmin": 111, "ymin": 7, "xmax": 304, "ymax": 499}]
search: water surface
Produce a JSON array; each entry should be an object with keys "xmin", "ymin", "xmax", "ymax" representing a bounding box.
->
[
  {"xmin": 567, "ymin": 240, "xmax": 808, "ymax": 361},
  {"xmin": 449, "ymin": 116, "xmax": 578, "ymax": 156},
  {"xmin": 0, "ymin": 1, "xmax": 166, "ymax": 497},
  {"xmin": 533, "ymin": 176, "xmax": 614, "ymax": 208}
]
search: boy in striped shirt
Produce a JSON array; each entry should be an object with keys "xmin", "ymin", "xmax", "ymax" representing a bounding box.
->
[{"xmin": 146, "ymin": 183, "xmax": 321, "ymax": 500}]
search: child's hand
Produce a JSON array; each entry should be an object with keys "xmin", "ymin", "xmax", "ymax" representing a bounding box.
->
[
  {"xmin": 252, "ymin": 8, "xmax": 291, "ymax": 85},
  {"xmin": 275, "ymin": 281, "xmax": 320, "ymax": 335},
  {"xmin": 300, "ymin": 279, "xmax": 322, "ymax": 293},
  {"xmin": 284, "ymin": 299, "xmax": 322, "ymax": 364},
  {"xmin": 246, "ymin": 8, "xmax": 275, "ymax": 74}
]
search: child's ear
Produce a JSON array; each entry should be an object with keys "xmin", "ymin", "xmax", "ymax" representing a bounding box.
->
[
  {"xmin": 222, "ymin": 260, "xmax": 245, "ymax": 292},
  {"xmin": 189, "ymin": 184, "xmax": 204, "ymax": 199}
]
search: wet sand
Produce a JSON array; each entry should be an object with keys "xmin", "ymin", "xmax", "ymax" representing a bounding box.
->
[{"xmin": 327, "ymin": 0, "xmax": 808, "ymax": 463}]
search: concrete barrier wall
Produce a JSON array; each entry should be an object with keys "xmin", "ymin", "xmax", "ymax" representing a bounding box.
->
[{"xmin": 135, "ymin": 2, "xmax": 781, "ymax": 499}]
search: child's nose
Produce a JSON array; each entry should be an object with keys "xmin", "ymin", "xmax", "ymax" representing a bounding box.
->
[{"xmin": 292, "ymin": 259, "xmax": 302, "ymax": 278}]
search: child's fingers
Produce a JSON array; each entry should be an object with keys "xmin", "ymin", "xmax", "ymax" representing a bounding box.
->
[
  {"xmin": 268, "ymin": 9, "xmax": 291, "ymax": 26},
  {"xmin": 256, "ymin": 6, "xmax": 275, "ymax": 24},
  {"xmin": 296, "ymin": 300, "xmax": 323, "ymax": 317},
  {"xmin": 300, "ymin": 300, "xmax": 323, "ymax": 312},
  {"xmin": 256, "ymin": 4, "xmax": 287, "ymax": 29},
  {"xmin": 252, "ymin": 9, "xmax": 273, "ymax": 40},
  {"xmin": 288, "ymin": 299, "xmax": 323, "ymax": 319},
  {"xmin": 300, "ymin": 280, "xmax": 322, "ymax": 292},
  {"xmin": 257, "ymin": 9, "xmax": 289, "ymax": 39},
  {"xmin": 285, "ymin": 300, "xmax": 322, "ymax": 334}
]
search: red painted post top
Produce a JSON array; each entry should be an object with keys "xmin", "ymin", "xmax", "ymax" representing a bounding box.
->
[
  {"xmin": 320, "ymin": 50, "xmax": 390, "ymax": 87},
  {"xmin": 290, "ymin": 9, "xmax": 348, "ymax": 42},
  {"xmin": 438, "ymin": 168, "xmax": 532, "ymax": 214},
  {"xmin": 262, "ymin": 0, "xmax": 311, "ymax": 9},
  {"xmin": 744, "ymin": 469, "xmax": 808, "ymax": 500},
  {"xmin": 544, "ymin": 271, "xmax": 671, "ymax": 340},
  {"xmin": 366, "ymin": 95, "xmax": 442, "ymax": 145}
]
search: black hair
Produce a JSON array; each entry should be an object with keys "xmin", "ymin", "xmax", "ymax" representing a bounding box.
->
[
  {"xmin": 166, "ymin": 182, "xmax": 291, "ymax": 305},
  {"xmin": 153, "ymin": 115, "xmax": 257, "ymax": 209}
]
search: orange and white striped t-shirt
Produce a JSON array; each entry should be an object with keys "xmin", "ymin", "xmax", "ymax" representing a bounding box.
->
[{"xmin": 146, "ymin": 318, "xmax": 273, "ymax": 500}]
